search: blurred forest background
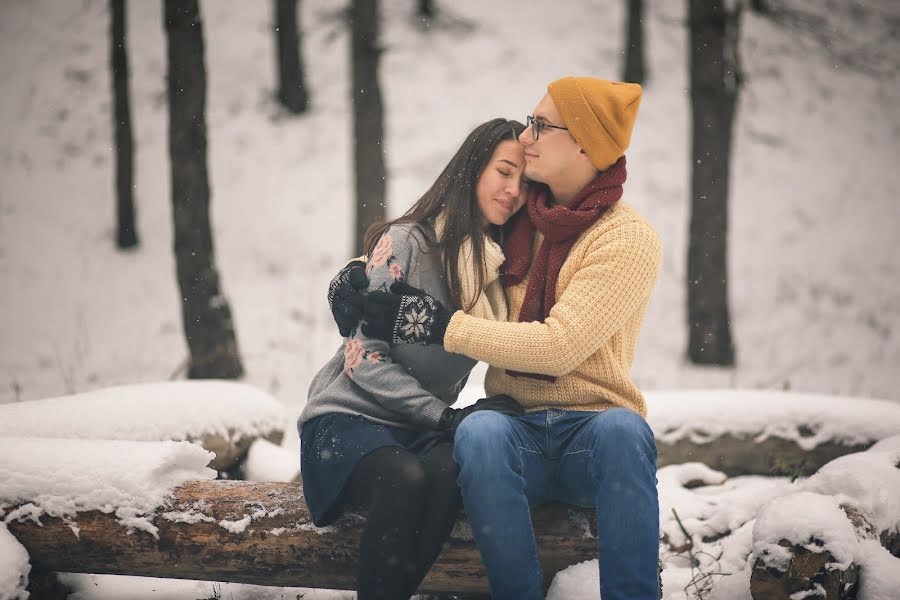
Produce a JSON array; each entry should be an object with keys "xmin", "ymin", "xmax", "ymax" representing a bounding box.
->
[{"xmin": 1, "ymin": 0, "xmax": 899, "ymax": 418}]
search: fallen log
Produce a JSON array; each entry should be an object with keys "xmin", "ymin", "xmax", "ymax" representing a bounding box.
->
[
  {"xmin": 656, "ymin": 434, "xmax": 870, "ymax": 477},
  {"xmin": 8, "ymin": 480, "xmax": 597, "ymax": 594}
]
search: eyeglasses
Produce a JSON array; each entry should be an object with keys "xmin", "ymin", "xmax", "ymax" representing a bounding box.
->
[{"xmin": 526, "ymin": 115, "xmax": 568, "ymax": 140}]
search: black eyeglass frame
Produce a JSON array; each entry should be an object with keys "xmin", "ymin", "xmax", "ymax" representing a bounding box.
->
[{"xmin": 526, "ymin": 115, "xmax": 568, "ymax": 140}]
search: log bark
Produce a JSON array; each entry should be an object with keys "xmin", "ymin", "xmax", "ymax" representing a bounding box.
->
[
  {"xmin": 197, "ymin": 429, "xmax": 283, "ymax": 472},
  {"xmin": 656, "ymin": 434, "xmax": 872, "ymax": 477},
  {"xmin": 8, "ymin": 481, "xmax": 597, "ymax": 594},
  {"xmin": 749, "ymin": 504, "xmax": 874, "ymax": 600}
]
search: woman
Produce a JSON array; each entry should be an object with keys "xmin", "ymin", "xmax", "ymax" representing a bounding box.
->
[{"xmin": 298, "ymin": 118, "xmax": 527, "ymax": 600}]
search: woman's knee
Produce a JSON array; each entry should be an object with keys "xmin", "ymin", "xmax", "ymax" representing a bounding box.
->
[
  {"xmin": 422, "ymin": 443, "xmax": 459, "ymax": 491},
  {"xmin": 366, "ymin": 448, "xmax": 428, "ymax": 500}
]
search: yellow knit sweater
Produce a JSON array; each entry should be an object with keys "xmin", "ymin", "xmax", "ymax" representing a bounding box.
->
[{"xmin": 443, "ymin": 201, "xmax": 662, "ymax": 417}]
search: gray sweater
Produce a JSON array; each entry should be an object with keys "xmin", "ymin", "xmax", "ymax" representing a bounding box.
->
[{"xmin": 299, "ymin": 223, "xmax": 477, "ymax": 430}]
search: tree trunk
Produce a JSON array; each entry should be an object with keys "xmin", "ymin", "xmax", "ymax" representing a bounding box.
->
[
  {"xmin": 164, "ymin": 0, "xmax": 244, "ymax": 379},
  {"xmin": 8, "ymin": 481, "xmax": 597, "ymax": 594},
  {"xmin": 351, "ymin": 0, "xmax": 387, "ymax": 256},
  {"xmin": 622, "ymin": 0, "xmax": 646, "ymax": 84},
  {"xmin": 274, "ymin": 0, "xmax": 309, "ymax": 113},
  {"xmin": 686, "ymin": 0, "xmax": 741, "ymax": 366},
  {"xmin": 417, "ymin": 0, "xmax": 435, "ymax": 20},
  {"xmin": 110, "ymin": 0, "xmax": 138, "ymax": 249}
]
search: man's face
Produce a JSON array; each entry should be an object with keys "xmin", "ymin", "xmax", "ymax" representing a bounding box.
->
[{"xmin": 518, "ymin": 93, "xmax": 584, "ymax": 186}]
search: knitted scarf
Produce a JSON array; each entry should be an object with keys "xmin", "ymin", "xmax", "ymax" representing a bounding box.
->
[{"xmin": 501, "ymin": 155, "xmax": 627, "ymax": 381}]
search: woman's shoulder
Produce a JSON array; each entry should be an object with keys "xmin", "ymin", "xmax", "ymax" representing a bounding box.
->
[
  {"xmin": 367, "ymin": 221, "xmax": 437, "ymax": 276},
  {"xmin": 378, "ymin": 222, "xmax": 437, "ymax": 256}
]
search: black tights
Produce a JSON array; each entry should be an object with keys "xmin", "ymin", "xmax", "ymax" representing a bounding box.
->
[{"xmin": 341, "ymin": 443, "xmax": 461, "ymax": 600}]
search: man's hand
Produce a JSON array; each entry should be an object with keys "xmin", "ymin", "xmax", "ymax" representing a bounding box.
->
[
  {"xmin": 438, "ymin": 395, "xmax": 525, "ymax": 434},
  {"xmin": 328, "ymin": 260, "xmax": 369, "ymax": 337},
  {"xmin": 362, "ymin": 281, "xmax": 453, "ymax": 346}
]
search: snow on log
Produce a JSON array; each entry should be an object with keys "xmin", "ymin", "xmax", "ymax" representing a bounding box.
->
[
  {"xmin": 7, "ymin": 480, "xmax": 597, "ymax": 594},
  {"xmin": 748, "ymin": 436, "xmax": 900, "ymax": 599},
  {"xmin": 647, "ymin": 390, "xmax": 900, "ymax": 476},
  {"xmin": 0, "ymin": 381, "xmax": 286, "ymax": 471}
]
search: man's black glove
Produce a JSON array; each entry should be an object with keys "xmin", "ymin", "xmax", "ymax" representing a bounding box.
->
[
  {"xmin": 438, "ymin": 395, "xmax": 525, "ymax": 435},
  {"xmin": 327, "ymin": 259, "xmax": 369, "ymax": 337},
  {"xmin": 362, "ymin": 281, "xmax": 453, "ymax": 346}
]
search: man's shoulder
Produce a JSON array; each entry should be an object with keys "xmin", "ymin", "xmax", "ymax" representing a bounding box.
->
[{"xmin": 586, "ymin": 201, "xmax": 660, "ymax": 243}]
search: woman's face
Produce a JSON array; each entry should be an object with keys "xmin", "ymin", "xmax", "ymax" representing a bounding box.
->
[{"xmin": 476, "ymin": 139, "xmax": 527, "ymax": 227}]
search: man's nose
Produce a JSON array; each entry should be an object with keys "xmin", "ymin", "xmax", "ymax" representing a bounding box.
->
[{"xmin": 518, "ymin": 128, "xmax": 533, "ymax": 146}]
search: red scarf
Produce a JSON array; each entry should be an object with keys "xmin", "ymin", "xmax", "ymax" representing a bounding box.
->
[{"xmin": 501, "ymin": 156, "xmax": 627, "ymax": 381}]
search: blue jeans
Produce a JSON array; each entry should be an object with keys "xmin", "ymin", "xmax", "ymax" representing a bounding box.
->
[{"xmin": 453, "ymin": 408, "xmax": 659, "ymax": 600}]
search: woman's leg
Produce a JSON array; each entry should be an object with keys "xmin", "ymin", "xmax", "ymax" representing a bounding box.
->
[
  {"xmin": 342, "ymin": 446, "xmax": 428, "ymax": 600},
  {"xmin": 409, "ymin": 442, "xmax": 462, "ymax": 584}
]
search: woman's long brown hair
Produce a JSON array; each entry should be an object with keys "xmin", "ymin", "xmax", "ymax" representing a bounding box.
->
[{"xmin": 363, "ymin": 118, "xmax": 526, "ymax": 312}]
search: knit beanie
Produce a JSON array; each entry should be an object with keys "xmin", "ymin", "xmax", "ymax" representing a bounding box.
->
[{"xmin": 546, "ymin": 77, "xmax": 642, "ymax": 171}]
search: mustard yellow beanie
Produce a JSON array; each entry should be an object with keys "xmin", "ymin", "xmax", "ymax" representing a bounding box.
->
[{"xmin": 546, "ymin": 77, "xmax": 642, "ymax": 171}]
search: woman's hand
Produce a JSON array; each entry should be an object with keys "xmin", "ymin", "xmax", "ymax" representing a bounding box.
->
[
  {"xmin": 328, "ymin": 260, "xmax": 369, "ymax": 337},
  {"xmin": 362, "ymin": 281, "xmax": 453, "ymax": 346}
]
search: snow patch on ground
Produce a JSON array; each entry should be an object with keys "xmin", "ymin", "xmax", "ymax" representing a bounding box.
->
[{"xmin": 0, "ymin": 522, "xmax": 30, "ymax": 600}]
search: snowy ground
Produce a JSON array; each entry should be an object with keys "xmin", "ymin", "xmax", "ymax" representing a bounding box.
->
[{"xmin": 2, "ymin": 0, "xmax": 899, "ymax": 598}]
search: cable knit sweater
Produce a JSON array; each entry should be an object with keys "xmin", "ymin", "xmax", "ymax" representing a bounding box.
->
[{"xmin": 443, "ymin": 201, "xmax": 662, "ymax": 417}]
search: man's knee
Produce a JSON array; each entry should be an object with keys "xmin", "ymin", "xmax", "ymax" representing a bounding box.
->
[{"xmin": 589, "ymin": 408, "xmax": 656, "ymax": 456}]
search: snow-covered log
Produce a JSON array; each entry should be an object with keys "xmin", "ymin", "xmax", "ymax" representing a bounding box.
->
[
  {"xmin": 0, "ymin": 382, "xmax": 286, "ymax": 471},
  {"xmin": 8, "ymin": 480, "xmax": 598, "ymax": 594},
  {"xmin": 748, "ymin": 436, "xmax": 900, "ymax": 599},
  {"xmin": 648, "ymin": 391, "xmax": 900, "ymax": 476}
]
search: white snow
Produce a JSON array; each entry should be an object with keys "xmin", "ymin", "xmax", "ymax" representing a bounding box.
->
[
  {"xmin": 752, "ymin": 491, "xmax": 859, "ymax": 570},
  {"xmin": 242, "ymin": 438, "xmax": 299, "ymax": 482},
  {"xmin": 0, "ymin": 522, "xmax": 30, "ymax": 600},
  {"xmin": 0, "ymin": 437, "xmax": 215, "ymax": 538},
  {"xmin": 647, "ymin": 390, "xmax": 900, "ymax": 448},
  {"xmin": 0, "ymin": 381, "xmax": 286, "ymax": 446},
  {"xmin": 546, "ymin": 558, "xmax": 600, "ymax": 600},
  {"xmin": 801, "ymin": 434, "xmax": 900, "ymax": 535},
  {"xmin": 855, "ymin": 540, "xmax": 900, "ymax": 600},
  {"xmin": 218, "ymin": 515, "xmax": 252, "ymax": 534}
]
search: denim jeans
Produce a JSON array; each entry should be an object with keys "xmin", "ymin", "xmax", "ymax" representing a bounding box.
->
[{"xmin": 453, "ymin": 408, "xmax": 659, "ymax": 600}]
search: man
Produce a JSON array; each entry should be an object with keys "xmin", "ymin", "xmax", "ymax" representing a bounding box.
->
[{"xmin": 332, "ymin": 77, "xmax": 662, "ymax": 600}]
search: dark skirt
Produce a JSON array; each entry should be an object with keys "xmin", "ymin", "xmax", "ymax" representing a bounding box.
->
[{"xmin": 300, "ymin": 413, "xmax": 447, "ymax": 526}]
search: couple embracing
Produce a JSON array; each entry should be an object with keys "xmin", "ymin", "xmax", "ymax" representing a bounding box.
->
[{"xmin": 298, "ymin": 77, "xmax": 662, "ymax": 600}]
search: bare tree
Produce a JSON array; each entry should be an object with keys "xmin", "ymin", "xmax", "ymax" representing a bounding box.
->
[
  {"xmin": 686, "ymin": 0, "xmax": 743, "ymax": 366},
  {"xmin": 417, "ymin": 0, "xmax": 435, "ymax": 20},
  {"xmin": 110, "ymin": 0, "xmax": 137, "ymax": 249},
  {"xmin": 274, "ymin": 0, "xmax": 310, "ymax": 113},
  {"xmin": 622, "ymin": 0, "xmax": 646, "ymax": 84},
  {"xmin": 351, "ymin": 0, "xmax": 387, "ymax": 256},
  {"xmin": 164, "ymin": 0, "xmax": 243, "ymax": 379}
]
